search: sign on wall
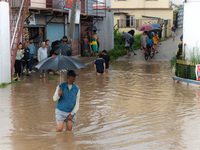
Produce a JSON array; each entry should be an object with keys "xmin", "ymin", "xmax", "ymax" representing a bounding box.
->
[
  {"xmin": 63, "ymin": 0, "xmax": 79, "ymax": 11},
  {"xmin": 24, "ymin": 12, "xmax": 36, "ymax": 25},
  {"xmin": 196, "ymin": 65, "xmax": 200, "ymax": 81}
]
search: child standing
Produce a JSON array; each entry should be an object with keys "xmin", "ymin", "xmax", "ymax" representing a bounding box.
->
[
  {"xmin": 152, "ymin": 32, "xmax": 159, "ymax": 53},
  {"xmin": 94, "ymin": 54, "xmax": 106, "ymax": 75},
  {"xmin": 80, "ymin": 35, "xmax": 90, "ymax": 57}
]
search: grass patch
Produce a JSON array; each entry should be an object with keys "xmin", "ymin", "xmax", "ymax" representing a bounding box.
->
[
  {"xmin": 170, "ymin": 55, "xmax": 177, "ymax": 69},
  {"xmin": 0, "ymin": 78, "xmax": 21, "ymax": 88},
  {"xmin": 161, "ymin": 37, "xmax": 167, "ymax": 42},
  {"xmin": 48, "ymin": 76, "xmax": 55, "ymax": 80},
  {"xmin": 108, "ymin": 27, "xmax": 142, "ymax": 62},
  {"xmin": 0, "ymin": 82, "xmax": 9, "ymax": 88}
]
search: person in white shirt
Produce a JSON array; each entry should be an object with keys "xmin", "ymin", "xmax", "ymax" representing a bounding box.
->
[
  {"xmin": 53, "ymin": 70, "xmax": 80, "ymax": 132},
  {"xmin": 37, "ymin": 42, "xmax": 47, "ymax": 78}
]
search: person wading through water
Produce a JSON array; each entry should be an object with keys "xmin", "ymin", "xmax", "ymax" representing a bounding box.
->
[{"xmin": 53, "ymin": 70, "xmax": 80, "ymax": 132}]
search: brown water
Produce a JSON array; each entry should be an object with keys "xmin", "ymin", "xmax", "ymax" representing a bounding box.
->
[{"xmin": 1, "ymin": 61, "xmax": 200, "ymax": 150}]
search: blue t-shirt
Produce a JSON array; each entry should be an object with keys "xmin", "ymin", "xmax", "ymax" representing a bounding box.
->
[
  {"xmin": 94, "ymin": 58, "xmax": 105, "ymax": 73},
  {"xmin": 29, "ymin": 44, "xmax": 34, "ymax": 55},
  {"xmin": 147, "ymin": 39, "xmax": 154, "ymax": 46}
]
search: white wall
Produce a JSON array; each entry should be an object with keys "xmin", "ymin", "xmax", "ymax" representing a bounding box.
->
[
  {"xmin": 0, "ymin": 2, "xmax": 11, "ymax": 84},
  {"xmin": 94, "ymin": 10, "xmax": 114, "ymax": 51},
  {"xmin": 183, "ymin": 2, "xmax": 200, "ymax": 60}
]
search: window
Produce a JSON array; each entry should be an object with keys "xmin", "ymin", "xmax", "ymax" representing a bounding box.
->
[{"xmin": 126, "ymin": 16, "xmax": 134, "ymax": 28}]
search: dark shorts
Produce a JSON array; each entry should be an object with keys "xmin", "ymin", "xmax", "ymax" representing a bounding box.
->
[
  {"xmin": 97, "ymin": 70, "xmax": 104, "ymax": 74},
  {"xmin": 22, "ymin": 60, "xmax": 30, "ymax": 69},
  {"xmin": 125, "ymin": 46, "xmax": 130, "ymax": 50},
  {"xmin": 147, "ymin": 45, "xmax": 152, "ymax": 49}
]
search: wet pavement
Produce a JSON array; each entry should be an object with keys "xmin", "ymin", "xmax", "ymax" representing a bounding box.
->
[{"xmin": 1, "ymin": 29, "xmax": 200, "ymax": 150}]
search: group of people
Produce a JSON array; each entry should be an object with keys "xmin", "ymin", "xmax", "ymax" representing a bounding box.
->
[
  {"xmin": 140, "ymin": 31, "xmax": 160, "ymax": 54},
  {"xmin": 14, "ymin": 38, "xmax": 51, "ymax": 80},
  {"xmin": 80, "ymin": 31, "xmax": 99, "ymax": 57},
  {"xmin": 14, "ymin": 38, "xmax": 38, "ymax": 81},
  {"xmin": 14, "ymin": 35, "xmax": 74, "ymax": 80},
  {"xmin": 94, "ymin": 50, "xmax": 111, "ymax": 75}
]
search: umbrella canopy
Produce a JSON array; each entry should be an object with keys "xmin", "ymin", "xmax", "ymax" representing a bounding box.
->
[
  {"xmin": 50, "ymin": 40, "xmax": 72, "ymax": 56},
  {"xmin": 151, "ymin": 23, "xmax": 161, "ymax": 28},
  {"xmin": 85, "ymin": 26, "xmax": 101, "ymax": 31},
  {"xmin": 149, "ymin": 27, "xmax": 162, "ymax": 32},
  {"xmin": 35, "ymin": 55, "xmax": 86, "ymax": 70},
  {"xmin": 128, "ymin": 30, "xmax": 135, "ymax": 36},
  {"xmin": 122, "ymin": 32, "xmax": 132, "ymax": 41},
  {"xmin": 139, "ymin": 25, "xmax": 153, "ymax": 31}
]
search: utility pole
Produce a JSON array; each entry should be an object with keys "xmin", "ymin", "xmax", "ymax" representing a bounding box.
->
[{"xmin": 68, "ymin": 0, "xmax": 77, "ymax": 48}]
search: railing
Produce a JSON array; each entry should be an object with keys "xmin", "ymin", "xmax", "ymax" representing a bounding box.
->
[
  {"xmin": 11, "ymin": 0, "xmax": 106, "ymax": 17},
  {"xmin": 117, "ymin": 18, "xmax": 163, "ymax": 29},
  {"xmin": 81, "ymin": 0, "xmax": 106, "ymax": 17},
  {"xmin": 176, "ymin": 61, "xmax": 196, "ymax": 80},
  {"xmin": 10, "ymin": 0, "xmax": 29, "ymax": 73}
]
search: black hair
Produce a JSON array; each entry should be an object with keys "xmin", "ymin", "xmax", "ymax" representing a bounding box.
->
[
  {"xmin": 102, "ymin": 50, "xmax": 107, "ymax": 53},
  {"xmin": 45, "ymin": 39, "xmax": 50, "ymax": 43},
  {"xmin": 29, "ymin": 38, "xmax": 33, "ymax": 41},
  {"xmin": 98, "ymin": 53, "xmax": 103, "ymax": 58},
  {"xmin": 63, "ymin": 36, "xmax": 67, "ymax": 39}
]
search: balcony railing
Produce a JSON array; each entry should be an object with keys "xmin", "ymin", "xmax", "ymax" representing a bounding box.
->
[
  {"xmin": 81, "ymin": 0, "xmax": 106, "ymax": 17},
  {"xmin": 117, "ymin": 18, "xmax": 164, "ymax": 29},
  {"xmin": 10, "ymin": 0, "xmax": 106, "ymax": 17}
]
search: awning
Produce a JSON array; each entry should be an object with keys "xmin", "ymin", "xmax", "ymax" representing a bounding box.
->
[{"xmin": 142, "ymin": 15, "xmax": 161, "ymax": 19}]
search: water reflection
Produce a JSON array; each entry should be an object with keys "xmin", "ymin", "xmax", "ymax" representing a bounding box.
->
[{"xmin": 0, "ymin": 61, "xmax": 200, "ymax": 149}]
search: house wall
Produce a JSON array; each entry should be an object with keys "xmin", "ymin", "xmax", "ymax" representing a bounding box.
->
[
  {"xmin": 114, "ymin": 9, "xmax": 173, "ymax": 37},
  {"xmin": 183, "ymin": 2, "xmax": 200, "ymax": 60},
  {"xmin": 111, "ymin": 0, "xmax": 170, "ymax": 9},
  {"xmin": 0, "ymin": 1, "xmax": 11, "ymax": 84},
  {"xmin": 95, "ymin": 10, "xmax": 114, "ymax": 51}
]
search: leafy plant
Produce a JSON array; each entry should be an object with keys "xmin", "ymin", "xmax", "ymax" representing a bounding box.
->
[
  {"xmin": 170, "ymin": 55, "xmax": 177, "ymax": 69},
  {"xmin": 0, "ymin": 82, "xmax": 9, "ymax": 88}
]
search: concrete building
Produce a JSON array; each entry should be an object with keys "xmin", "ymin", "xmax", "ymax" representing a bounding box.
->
[
  {"xmin": 183, "ymin": 0, "xmax": 200, "ymax": 60},
  {"xmin": 21, "ymin": 0, "xmax": 114, "ymax": 56},
  {"xmin": 110, "ymin": 0, "xmax": 173, "ymax": 37}
]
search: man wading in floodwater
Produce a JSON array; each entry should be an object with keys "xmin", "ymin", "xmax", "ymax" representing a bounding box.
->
[{"xmin": 53, "ymin": 70, "xmax": 80, "ymax": 132}]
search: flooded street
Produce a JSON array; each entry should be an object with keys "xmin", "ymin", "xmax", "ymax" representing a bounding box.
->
[{"xmin": 1, "ymin": 60, "xmax": 200, "ymax": 150}]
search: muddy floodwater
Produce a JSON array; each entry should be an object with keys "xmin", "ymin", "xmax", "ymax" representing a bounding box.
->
[{"xmin": 1, "ymin": 61, "xmax": 200, "ymax": 150}]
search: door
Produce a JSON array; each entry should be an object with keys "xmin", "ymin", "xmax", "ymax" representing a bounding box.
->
[{"xmin": 46, "ymin": 23, "xmax": 65, "ymax": 46}]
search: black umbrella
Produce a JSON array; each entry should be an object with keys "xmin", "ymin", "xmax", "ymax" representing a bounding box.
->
[
  {"xmin": 122, "ymin": 32, "xmax": 132, "ymax": 41},
  {"xmin": 149, "ymin": 27, "xmax": 162, "ymax": 32},
  {"xmin": 51, "ymin": 40, "xmax": 72, "ymax": 56},
  {"xmin": 35, "ymin": 55, "xmax": 86, "ymax": 83},
  {"xmin": 85, "ymin": 26, "xmax": 101, "ymax": 31},
  {"xmin": 35, "ymin": 55, "xmax": 86, "ymax": 70}
]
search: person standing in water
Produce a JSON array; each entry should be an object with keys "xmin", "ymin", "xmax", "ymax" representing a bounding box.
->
[
  {"xmin": 53, "ymin": 70, "xmax": 80, "ymax": 132},
  {"xmin": 94, "ymin": 53, "xmax": 106, "ymax": 75},
  {"xmin": 102, "ymin": 50, "xmax": 111, "ymax": 73}
]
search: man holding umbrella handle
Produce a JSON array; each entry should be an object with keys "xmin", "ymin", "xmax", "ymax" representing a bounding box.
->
[{"xmin": 53, "ymin": 70, "xmax": 80, "ymax": 132}]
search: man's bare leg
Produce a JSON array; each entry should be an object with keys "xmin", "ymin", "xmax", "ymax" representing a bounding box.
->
[
  {"xmin": 66, "ymin": 120, "xmax": 73, "ymax": 131},
  {"xmin": 56, "ymin": 121, "xmax": 64, "ymax": 132}
]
